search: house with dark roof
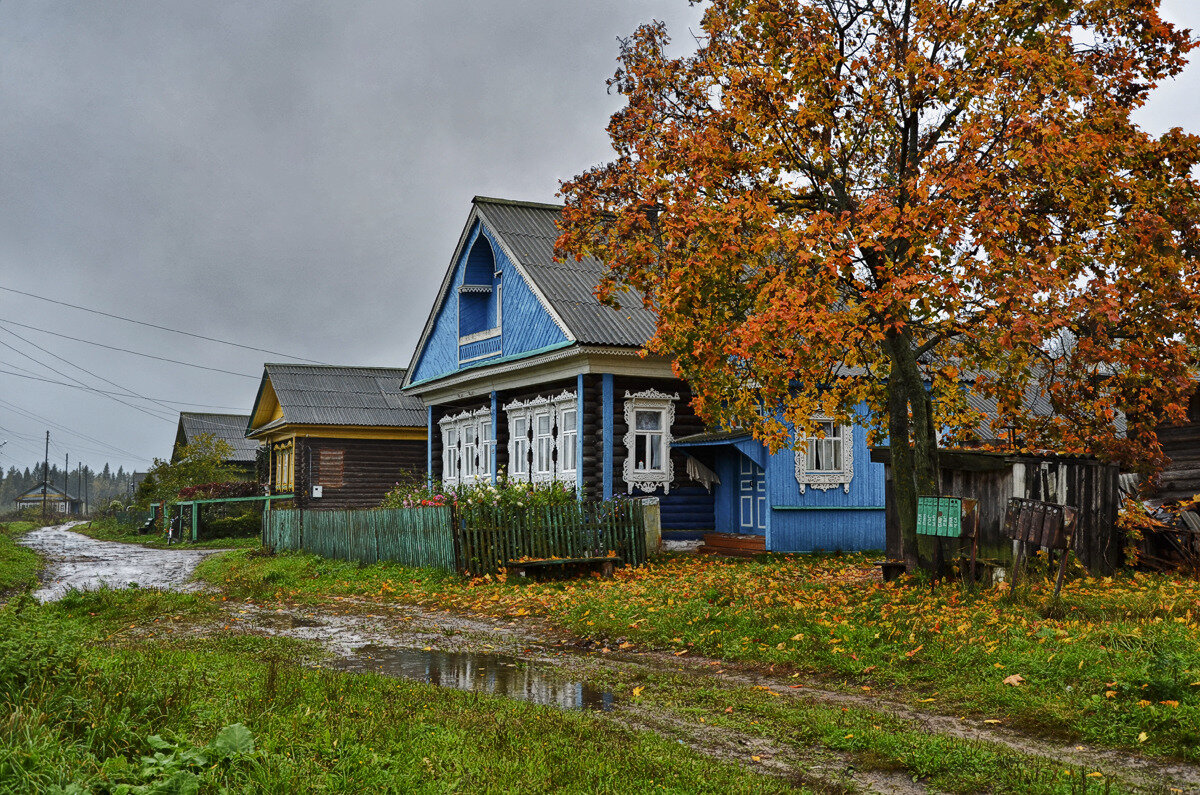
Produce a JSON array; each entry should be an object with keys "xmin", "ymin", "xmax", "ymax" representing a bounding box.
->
[
  {"xmin": 15, "ymin": 483, "xmax": 83, "ymax": 515},
  {"xmin": 246, "ymin": 364, "xmax": 427, "ymax": 510},
  {"xmin": 173, "ymin": 412, "xmax": 258, "ymax": 476},
  {"xmin": 402, "ymin": 197, "xmax": 888, "ymax": 552}
]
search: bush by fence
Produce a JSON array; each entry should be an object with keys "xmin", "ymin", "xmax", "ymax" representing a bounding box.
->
[{"xmin": 263, "ymin": 500, "xmax": 647, "ymax": 576}]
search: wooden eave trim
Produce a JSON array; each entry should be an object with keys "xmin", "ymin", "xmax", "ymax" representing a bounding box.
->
[
  {"xmin": 249, "ymin": 424, "xmax": 427, "ymax": 443},
  {"xmin": 407, "ymin": 346, "xmax": 676, "ymax": 405}
]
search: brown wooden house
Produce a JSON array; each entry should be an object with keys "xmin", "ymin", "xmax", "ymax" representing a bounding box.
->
[
  {"xmin": 246, "ymin": 364, "xmax": 427, "ymax": 510},
  {"xmin": 1150, "ymin": 389, "xmax": 1200, "ymax": 505}
]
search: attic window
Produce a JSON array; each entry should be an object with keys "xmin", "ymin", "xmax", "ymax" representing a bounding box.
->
[{"xmin": 459, "ymin": 234, "xmax": 502, "ymax": 340}]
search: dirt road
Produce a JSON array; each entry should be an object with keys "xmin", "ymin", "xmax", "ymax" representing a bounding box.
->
[{"xmin": 18, "ymin": 523, "xmax": 225, "ymax": 602}]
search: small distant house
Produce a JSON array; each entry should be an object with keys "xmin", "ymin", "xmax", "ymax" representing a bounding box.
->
[
  {"xmin": 173, "ymin": 412, "xmax": 259, "ymax": 476},
  {"xmin": 246, "ymin": 364, "xmax": 427, "ymax": 510},
  {"xmin": 402, "ymin": 196, "xmax": 888, "ymax": 552},
  {"xmin": 15, "ymin": 483, "xmax": 83, "ymax": 515}
]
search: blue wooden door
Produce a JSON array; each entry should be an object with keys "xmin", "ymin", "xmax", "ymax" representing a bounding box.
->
[{"xmin": 738, "ymin": 455, "xmax": 766, "ymax": 534}]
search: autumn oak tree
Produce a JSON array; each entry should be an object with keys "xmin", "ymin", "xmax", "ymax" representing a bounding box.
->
[{"xmin": 557, "ymin": 0, "xmax": 1200, "ymax": 565}]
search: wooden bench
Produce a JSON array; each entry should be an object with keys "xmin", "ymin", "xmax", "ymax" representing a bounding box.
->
[{"xmin": 504, "ymin": 556, "xmax": 622, "ymax": 579}]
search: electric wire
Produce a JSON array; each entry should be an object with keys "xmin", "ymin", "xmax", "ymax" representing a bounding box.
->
[
  {"xmin": 0, "ymin": 396, "xmax": 147, "ymax": 460},
  {"xmin": 0, "ymin": 317, "xmax": 259, "ymax": 379},
  {"xmin": 0, "ymin": 366, "xmax": 248, "ymax": 410},
  {"xmin": 0, "ymin": 328, "xmax": 177, "ymax": 423},
  {"xmin": 0, "ymin": 285, "xmax": 326, "ymax": 363}
]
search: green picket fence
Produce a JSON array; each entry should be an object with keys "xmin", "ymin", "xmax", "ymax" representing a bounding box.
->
[
  {"xmin": 263, "ymin": 506, "xmax": 456, "ymax": 572},
  {"xmin": 262, "ymin": 500, "xmax": 646, "ymax": 576},
  {"xmin": 455, "ymin": 500, "xmax": 647, "ymax": 576}
]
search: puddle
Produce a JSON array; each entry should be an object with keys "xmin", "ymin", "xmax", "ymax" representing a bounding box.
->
[{"xmin": 327, "ymin": 644, "xmax": 616, "ymax": 711}]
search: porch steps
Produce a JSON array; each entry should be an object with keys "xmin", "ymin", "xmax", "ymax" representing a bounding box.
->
[{"xmin": 697, "ymin": 532, "xmax": 766, "ymax": 558}]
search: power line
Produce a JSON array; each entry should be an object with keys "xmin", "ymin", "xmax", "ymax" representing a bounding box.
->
[
  {"xmin": 0, "ymin": 284, "xmax": 326, "ymax": 363},
  {"xmin": 0, "ymin": 327, "xmax": 177, "ymax": 423},
  {"xmin": 0, "ymin": 396, "xmax": 147, "ymax": 460},
  {"xmin": 0, "ymin": 317, "xmax": 260, "ymax": 379},
  {"xmin": 0, "ymin": 366, "xmax": 249, "ymax": 410}
]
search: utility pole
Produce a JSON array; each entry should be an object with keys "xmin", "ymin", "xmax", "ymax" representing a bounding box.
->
[
  {"xmin": 64, "ymin": 453, "xmax": 69, "ymax": 513},
  {"xmin": 42, "ymin": 431, "xmax": 49, "ymax": 523}
]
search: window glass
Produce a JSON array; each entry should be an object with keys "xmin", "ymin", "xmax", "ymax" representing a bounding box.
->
[
  {"xmin": 511, "ymin": 416, "xmax": 529, "ymax": 475},
  {"xmin": 560, "ymin": 409, "xmax": 577, "ymax": 473},
  {"xmin": 534, "ymin": 410, "xmax": 553, "ymax": 474},
  {"xmin": 479, "ymin": 419, "xmax": 492, "ymax": 476},
  {"xmin": 806, "ymin": 422, "xmax": 843, "ymax": 472},
  {"xmin": 633, "ymin": 409, "xmax": 664, "ymax": 471}
]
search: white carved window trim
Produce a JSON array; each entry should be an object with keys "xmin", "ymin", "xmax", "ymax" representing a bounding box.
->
[
  {"xmin": 439, "ymin": 407, "xmax": 492, "ymax": 486},
  {"xmin": 622, "ymin": 389, "xmax": 679, "ymax": 494},
  {"xmin": 504, "ymin": 390, "xmax": 577, "ymax": 484},
  {"xmin": 794, "ymin": 418, "xmax": 854, "ymax": 494}
]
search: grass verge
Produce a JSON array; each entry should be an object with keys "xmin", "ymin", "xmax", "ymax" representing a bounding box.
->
[
  {"xmin": 198, "ymin": 549, "xmax": 1200, "ymax": 762},
  {"xmin": 0, "ymin": 521, "xmax": 40, "ymax": 595},
  {"xmin": 0, "ymin": 589, "xmax": 796, "ymax": 794},
  {"xmin": 80, "ymin": 516, "xmax": 260, "ymax": 550}
]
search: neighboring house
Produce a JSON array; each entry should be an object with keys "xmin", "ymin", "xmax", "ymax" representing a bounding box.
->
[
  {"xmin": 15, "ymin": 483, "xmax": 82, "ymax": 515},
  {"xmin": 1150, "ymin": 388, "xmax": 1200, "ymax": 505},
  {"xmin": 401, "ymin": 196, "xmax": 887, "ymax": 552},
  {"xmin": 245, "ymin": 364, "xmax": 427, "ymax": 510},
  {"xmin": 173, "ymin": 412, "xmax": 259, "ymax": 476}
]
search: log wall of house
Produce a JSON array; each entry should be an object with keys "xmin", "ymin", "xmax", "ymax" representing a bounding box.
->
[
  {"xmin": 612, "ymin": 375, "xmax": 713, "ymax": 530},
  {"xmin": 292, "ymin": 437, "xmax": 426, "ymax": 511}
]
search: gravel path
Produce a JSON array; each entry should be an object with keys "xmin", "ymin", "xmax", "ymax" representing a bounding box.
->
[{"xmin": 18, "ymin": 523, "xmax": 225, "ymax": 602}]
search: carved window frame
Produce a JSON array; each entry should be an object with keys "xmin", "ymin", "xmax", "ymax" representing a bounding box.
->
[
  {"xmin": 438, "ymin": 406, "xmax": 492, "ymax": 486},
  {"xmin": 794, "ymin": 418, "xmax": 854, "ymax": 494},
  {"xmin": 504, "ymin": 390, "xmax": 576, "ymax": 484},
  {"xmin": 622, "ymin": 389, "xmax": 679, "ymax": 494}
]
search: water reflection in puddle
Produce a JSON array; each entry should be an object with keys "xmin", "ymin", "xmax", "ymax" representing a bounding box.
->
[{"xmin": 328, "ymin": 644, "xmax": 616, "ymax": 711}]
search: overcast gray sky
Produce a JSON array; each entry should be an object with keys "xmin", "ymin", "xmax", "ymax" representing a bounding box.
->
[{"xmin": 1, "ymin": 1, "xmax": 1197, "ymax": 475}]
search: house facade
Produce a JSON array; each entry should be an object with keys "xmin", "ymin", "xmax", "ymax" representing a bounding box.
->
[
  {"xmin": 246, "ymin": 364, "xmax": 427, "ymax": 510},
  {"xmin": 15, "ymin": 483, "xmax": 83, "ymax": 515},
  {"xmin": 402, "ymin": 197, "xmax": 886, "ymax": 552}
]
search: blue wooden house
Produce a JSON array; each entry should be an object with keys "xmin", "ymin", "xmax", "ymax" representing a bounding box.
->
[{"xmin": 402, "ymin": 197, "xmax": 885, "ymax": 552}]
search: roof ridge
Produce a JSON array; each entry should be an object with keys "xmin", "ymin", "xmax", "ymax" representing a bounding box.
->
[
  {"xmin": 472, "ymin": 195, "xmax": 564, "ymax": 212},
  {"xmin": 264, "ymin": 363, "xmax": 408, "ymax": 375}
]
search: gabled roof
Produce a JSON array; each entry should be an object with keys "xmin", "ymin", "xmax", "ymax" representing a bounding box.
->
[
  {"xmin": 175, "ymin": 413, "xmax": 258, "ymax": 464},
  {"xmin": 16, "ymin": 483, "xmax": 78, "ymax": 501},
  {"xmin": 247, "ymin": 364, "xmax": 425, "ymax": 436},
  {"xmin": 404, "ymin": 197, "xmax": 659, "ymax": 388},
  {"xmin": 471, "ymin": 197, "xmax": 658, "ymax": 347}
]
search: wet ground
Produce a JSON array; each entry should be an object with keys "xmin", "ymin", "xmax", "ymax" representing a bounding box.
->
[
  {"xmin": 18, "ymin": 522, "xmax": 227, "ymax": 602},
  {"xmin": 22, "ymin": 526, "xmax": 1200, "ymax": 793}
]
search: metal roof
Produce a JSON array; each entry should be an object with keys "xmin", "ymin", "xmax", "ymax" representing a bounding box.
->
[
  {"xmin": 177, "ymin": 413, "xmax": 258, "ymax": 463},
  {"xmin": 473, "ymin": 197, "xmax": 659, "ymax": 347},
  {"xmin": 258, "ymin": 364, "xmax": 425, "ymax": 429},
  {"xmin": 16, "ymin": 483, "xmax": 79, "ymax": 501}
]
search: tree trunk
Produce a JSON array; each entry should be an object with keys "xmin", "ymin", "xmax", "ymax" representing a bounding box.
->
[{"xmin": 885, "ymin": 332, "xmax": 941, "ymax": 570}]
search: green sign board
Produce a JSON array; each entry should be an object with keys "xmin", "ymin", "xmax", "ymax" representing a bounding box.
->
[{"xmin": 916, "ymin": 497, "xmax": 963, "ymax": 538}]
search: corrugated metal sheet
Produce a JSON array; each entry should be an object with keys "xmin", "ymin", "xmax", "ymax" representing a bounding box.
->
[
  {"xmin": 264, "ymin": 364, "xmax": 426, "ymax": 427},
  {"xmin": 178, "ymin": 413, "xmax": 258, "ymax": 463},
  {"xmin": 473, "ymin": 198, "xmax": 659, "ymax": 347}
]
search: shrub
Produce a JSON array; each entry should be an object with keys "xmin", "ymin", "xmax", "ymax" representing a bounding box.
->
[
  {"xmin": 380, "ymin": 473, "xmax": 576, "ymax": 510},
  {"xmin": 204, "ymin": 511, "xmax": 262, "ymax": 539},
  {"xmin": 178, "ymin": 481, "xmax": 261, "ymax": 501}
]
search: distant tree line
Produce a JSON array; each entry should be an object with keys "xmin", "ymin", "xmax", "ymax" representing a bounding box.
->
[{"xmin": 0, "ymin": 461, "xmax": 138, "ymax": 512}]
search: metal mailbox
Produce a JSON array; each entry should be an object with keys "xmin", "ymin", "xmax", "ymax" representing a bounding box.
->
[
  {"xmin": 917, "ymin": 497, "xmax": 964, "ymax": 538},
  {"xmin": 1002, "ymin": 498, "xmax": 1077, "ymax": 550}
]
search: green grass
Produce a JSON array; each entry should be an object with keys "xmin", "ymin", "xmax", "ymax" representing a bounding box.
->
[
  {"xmin": 0, "ymin": 590, "xmax": 796, "ymax": 794},
  {"xmin": 80, "ymin": 516, "xmax": 261, "ymax": 550},
  {"xmin": 198, "ymin": 549, "xmax": 1200, "ymax": 763},
  {"xmin": 0, "ymin": 522, "xmax": 41, "ymax": 595}
]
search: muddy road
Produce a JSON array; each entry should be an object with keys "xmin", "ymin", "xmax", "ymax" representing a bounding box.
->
[{"xmin": 18, "ymin": 523, "xmax": 226, "ymax": 602}]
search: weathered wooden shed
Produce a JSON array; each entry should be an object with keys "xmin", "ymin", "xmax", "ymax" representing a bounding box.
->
[{"xmin": 870, "ymin": 448, "xmax": 1122, "ymax": 574}]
